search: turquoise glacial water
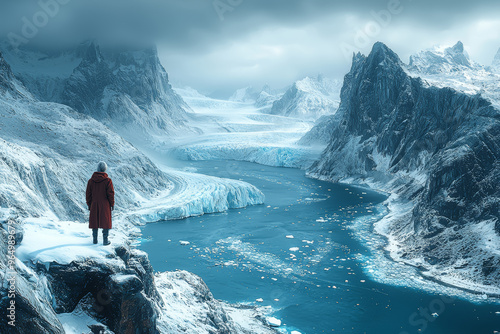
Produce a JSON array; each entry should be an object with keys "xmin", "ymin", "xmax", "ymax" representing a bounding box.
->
[{"xmin": 138, "ymin": 160, "xmax": 499, "ymax": 334}]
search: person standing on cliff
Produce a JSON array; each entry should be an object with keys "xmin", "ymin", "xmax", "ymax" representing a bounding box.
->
[{"xmin": 86, "ymin": 161, "xmax": 115, "ymax": 246}]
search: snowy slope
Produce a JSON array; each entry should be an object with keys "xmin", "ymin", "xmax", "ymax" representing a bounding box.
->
[
  {"xmin": 254, "ymin": 84, "xmax": 282, "ymax": 109},
  {"xmin": 156, "ymin": 271, "xmax": 276, "ymax": 334},
  {"xmin": 408, "ymin": 41, "xmax": 481, "ymax": 74},
  {"xmin": 269, "ymin": 76, "xmax": 341, "ymax": 120},
  {"xmin": 307, "ymin": 42, "xmax": 500, "ymax": 297},
  {"xmin": 62, "ymin": 43, "xmax": 197, "ymax": 144}
]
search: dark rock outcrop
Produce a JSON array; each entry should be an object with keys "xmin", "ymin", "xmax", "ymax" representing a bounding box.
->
[{"xmin": 40, "ymin": 247, "xmax": 161, "ymax": 333}]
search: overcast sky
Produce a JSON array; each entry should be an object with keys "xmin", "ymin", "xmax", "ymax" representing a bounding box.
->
[{"xmin": 1, "ymin": 0, "xmax": 500, "ymax": 97}]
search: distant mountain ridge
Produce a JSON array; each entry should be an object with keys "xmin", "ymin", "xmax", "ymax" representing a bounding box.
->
[
  {"xmin": 1, "ymin": 41, "xmax": 195, "ymax": 143},
  {"xmin": 408, "ymin": 41, "xmax": 482, "ymax": 74},
  {"xmin": 269, "ymin": 75, "xmax": 342, "ymax": 120}
]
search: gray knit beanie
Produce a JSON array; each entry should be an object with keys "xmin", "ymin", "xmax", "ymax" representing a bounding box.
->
[{"xmin": 97, "ymin": 161, "xmax": 108, "ymax": 173}]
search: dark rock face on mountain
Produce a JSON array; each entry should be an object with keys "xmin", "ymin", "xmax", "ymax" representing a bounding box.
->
[
  {"xmin": 61, "ymin": 43, "xmax": 192, "ymax": 140},
  {"xmin": 0, "ymin": 41, "xmax": 194, "ymax": 142},
  {"xmin": 44, "ymin": 248, "xmax": 160, "ymax": 333},
  {"xmin": 0, "ymin": 51, "xmax": 15, "ymax": 93},
  {"xmin": 308, "ymin": 42, "xmax": 500, "ymax": 292},
  {"xmin": 0, "ymin": 51, "xmax": 24, "ymax": 98}
]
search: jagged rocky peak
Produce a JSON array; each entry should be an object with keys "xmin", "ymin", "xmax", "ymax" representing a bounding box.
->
[
  {"xmin": 492, "ymin": 47, "xmax": 500, "ymax": 72},
  {"xmin": 370, "ymin": 41, "xmax": 402, "ymax": 64},
  {"xmin": 408, "ymin": 41, "xmax": 481, "ymax": 74},
  {"xmin": 82, "ymin": 41, "xmax": 103, "ymax": 64},
  {"xmin": 0, "ymin": 51, "xmax": 14, "ymax": 89},
  {"xmin": 62, "ymin": 40, "xmax": 191, "ymax": 138}
]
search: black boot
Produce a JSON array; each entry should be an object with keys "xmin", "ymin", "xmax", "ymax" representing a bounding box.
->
[
  {"xmin": 103, "ymin": 229, "xmax": 111, "ymax": 246},
  {"xmin": 92, "ymin": 229, "xmax": 98, "ymax": 244}
]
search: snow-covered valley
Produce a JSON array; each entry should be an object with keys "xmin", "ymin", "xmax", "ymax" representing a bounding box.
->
[
  {"xmin": 1, "ymin": 36, "xmax": 500, "ymax": 334},
  {"xmin": 161, "ymin": 87, "xmax": 325, "ymax": 168}
]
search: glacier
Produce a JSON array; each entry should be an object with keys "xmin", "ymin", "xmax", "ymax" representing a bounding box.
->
[{"xmin": 167, "ymin": 87, "xmax": 323, "ymax": 168}]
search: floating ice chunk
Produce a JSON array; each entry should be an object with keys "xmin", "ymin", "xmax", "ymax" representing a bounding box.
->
[
  {"xmin": 179, "ymin": 241, "xmax": 190, "ymax": 246},
  {"xmin": 482, "ymin": 294, "xmax": 488, "ymax": 300},
  {"xmin": 431, "ymin": 313, "xmax": 439, "ymax": 318},
  {"xmin": 302, "ymin": 240, "xmax": 314, "ymax": 244},
  {"xmin": 286, "ymin": 235, "xmax": 294, "ymax": 239},
  {"xmin": 266, "ymin": 317, "xmax": 281, "ymax": 327},
  {"xmin": 316, "ymin": 218, "xmax": 327, "ymax": 222},
  {"xmin": 291, "ymin": 331, "xmax": 302, "ymax": 334},
  {"xmin": 256, "ymin": 298, "xmax": 264, "ymax": 302},
  {"xmin": 271, "ymin": 278, "xmax": 277, "ymax": 281},
  {"xmin": 289, "ymin": 247, "xmax": 300, "ymax": 252}
]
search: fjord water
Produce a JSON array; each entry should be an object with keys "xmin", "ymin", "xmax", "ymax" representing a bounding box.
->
[{"xmin": 138, "ymin": 160, "xmax": 499, "ymax": 334}]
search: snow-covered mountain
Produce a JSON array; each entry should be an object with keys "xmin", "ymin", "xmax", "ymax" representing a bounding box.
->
[
  {"xmin": 269, "ymin": 75, "xmax": 341, "ymax": 120},
  {"xmin": 408, "ymin": 41, "xmax": 482, "ymax": 74},
  {"xmin": 229, "ymin": 86, "xmax": 259, "ymax": 103},
  {"xmin": 0, "ymin": 42, "xmax": 87, "ymax": 102},
  {"xmin": 254, "ymin": 84, "xmax": 282, "ymax": 108},
  {"xmin": 61, "ymin": 42, "xmax": 195, "ymax": 142},
  {"xmin": 0, "ymin": 49, "xmax": 271, "ymax": 333},
  {"xmin": 306, "ymin": 42, "xmax": 500, "ymax": 296},
  {"xmin": 407, "ymin": 41, "xmax": 500, "ymax": 110},
  {"xmin": 1, "ymin": 42, "xmax": 196, "ymax": 144}
]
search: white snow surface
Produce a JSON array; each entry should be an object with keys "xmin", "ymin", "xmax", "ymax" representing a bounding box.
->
[
  {"xmin": 155, "ymin": 270, "xmax": 276, "ymax": 334},
  {"xmin": 168, "ymin": 87, "xmax": 322, "ymax": 168},
  {"xmin": 16, "ymin": 217, "xmax": 124, "ymax": 266},
  {"xmin": 407, "ymin": 41, "xmax": 500, "ymax": 109}
]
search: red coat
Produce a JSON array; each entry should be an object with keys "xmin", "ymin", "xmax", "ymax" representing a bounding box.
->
[{"xmin": 86, "ymin": 172, "xmax": 115, "ymax": 229}]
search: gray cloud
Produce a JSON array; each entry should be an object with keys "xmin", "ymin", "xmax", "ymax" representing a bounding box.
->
[{"xmin": 1, "ymin": 0, "xmax": 499, "ymax": 97}]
